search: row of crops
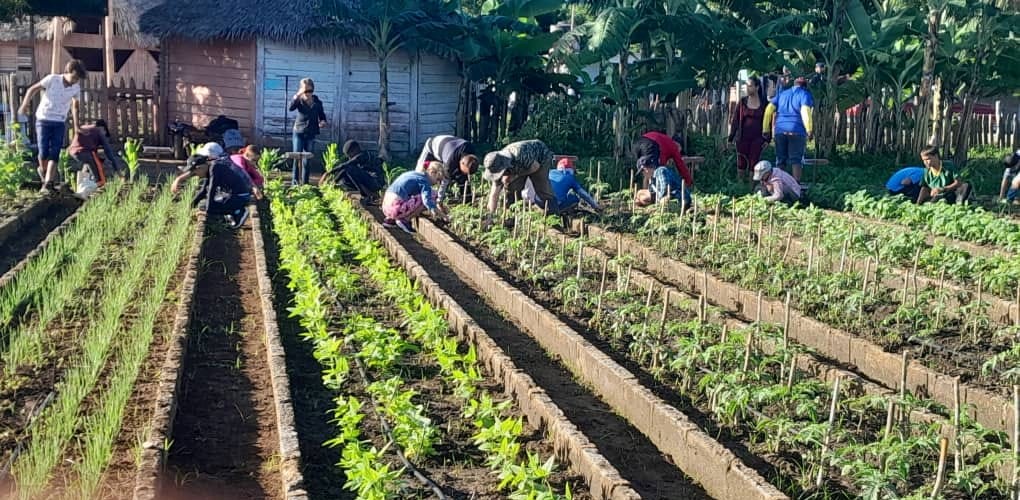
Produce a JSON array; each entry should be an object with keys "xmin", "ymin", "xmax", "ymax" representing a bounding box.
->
[
  {"xmin": 0, "ymin": 180, "xmax": 195, "ymax": 499},
  {"xmin": 436, "ymin": 199, "xmax": 1018, "ymax": 499},
  {"xmin": 267, "ymin": 181, "xmax": 579, "ymax": 499}
]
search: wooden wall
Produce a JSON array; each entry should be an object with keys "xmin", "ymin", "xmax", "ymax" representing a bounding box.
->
[
  {"xmin": 166, "ymin": 38, "xmax": 256, "ymax": 137},
  {"xmin": 255, "ymin": 40, "xmax": 460, "ymax": 158}
]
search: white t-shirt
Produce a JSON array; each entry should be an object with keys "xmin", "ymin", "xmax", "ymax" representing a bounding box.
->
[{"xmin": 35, "ymin": 74, "xmax": 80, "ymax": 123}]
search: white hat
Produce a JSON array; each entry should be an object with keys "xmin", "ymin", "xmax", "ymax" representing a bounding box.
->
[
  {"xmin": 196, "ymin": 142, "xmax": 225, "ymax": 159},
  {"xmin": 752, "ymin": 160, "xmax": 773, "ymax": 181}
]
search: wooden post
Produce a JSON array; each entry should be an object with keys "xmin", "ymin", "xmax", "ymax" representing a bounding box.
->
[
  {"xmin": 1012, "ymin": 385, "xmax": 1019, "ymax": 499},
  {"xmin": 50, "ymin": 17, "xmax": 64, "ymax": 74},
  {"xmin": 816, "ymin": 377, "xmax": 841, "ymax": 488},
  {"xmin": 783, "ymin": 292, "xmax": 791, "ymax": 349},
  {"xmin": 595, "ymin": 257, "xmax": 609, "ymax": 325},
  {"xmin": 931, "ymin": 437, "xmax": 949, "ymax": 499},
  {"xmin": 104, "ymin": 4, "xmax": 115, "ymax": 88},
  {"xmin": 953, "ymin": 377, "xmax": 961, "ymax": 475}
]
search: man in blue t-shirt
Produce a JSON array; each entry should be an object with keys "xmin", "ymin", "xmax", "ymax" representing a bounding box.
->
[
  {"xmin": 763, "ymin": 76, "xmax": 814, "ymax": 182},
  {"xmin": 886, "ymin": 166, "xmax": 925, "ymax": 202}
]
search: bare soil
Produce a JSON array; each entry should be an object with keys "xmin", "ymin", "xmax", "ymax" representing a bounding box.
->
[
  {"xmin": 0, "ymin": 197, "xmax": 78, "ymax": 277},
  {"xmin": 365, "ymin": 207, "xmax": 711, "ymax": 500},
  {"xmin": 161, "ymin": 221, "xmax": 281, "ymax": 500}
]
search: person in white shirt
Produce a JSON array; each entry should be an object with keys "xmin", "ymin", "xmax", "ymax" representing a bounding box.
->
[{"xmin": 18, "ymin": 60, "xmax": 86, "ymax": 193}]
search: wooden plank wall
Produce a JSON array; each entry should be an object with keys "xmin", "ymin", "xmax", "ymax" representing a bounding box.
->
[
  {"xmin": 415, "ymin": 53, "xmax": 459, "ymax": 151},
  {"xmin": 345, "ymin": 47, "xmax": 412, "ymax": 155},
  {"xmin": 257, "ymin": 40, "xmax": 340, "ymax": 146},
  {"xmin": 166, "ymin": 38, "xmax": 256, "ymax": 137}
]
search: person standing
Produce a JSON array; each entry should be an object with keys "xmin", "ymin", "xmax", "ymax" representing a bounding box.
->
[
  {"xmin": 415, "ymin": 134, "xmax": 478, "ymax": 203},
  {"xmin": 763, "ymin": 76, "xmax": 814, "ymax": 181},
  {"xmin": 289, "ymin": 78, "xmax": 327, "ymax": 185},
  {"xmin": 728, "ymin": 76, "xmax": 767, "ymax": 182},
  {"xmin": 482, "ymin": 140, "xmax": 560, "ymax": 221},
  {"xmin": 18, "ymin": 60, "xmax": 87, "ymax": 193},
  {"xmin": 631, "ymin": 131, "xmax": 694, "ymax": 189}
]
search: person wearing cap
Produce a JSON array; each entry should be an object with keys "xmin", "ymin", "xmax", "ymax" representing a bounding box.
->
[
  {"xmin": 68, "ymin": 119, "xmax": 125, "ymax": 198},
  {"xmin": 999, "ymin": 150, "xmax": 1020, "ymax": 203},
  {"xmin": 180, "ymin": 152, "xmax": 253, "ymax": 228},
  {"xmin": 886, "ymin": 166, "xmax": 925, "ymax": 202},
  {"xmin": 763, "ymin": 76, "xmax": 814, "ymax": 181},
  {"xmin": 171, "ymin": 142, "xmax": 225, "ymax": 195},
  {"xmin": 483, "ymin": 140, "xmax": 560, "ymax": 218},
  {"xmin": 631, "ymin": 131, "xmax": 694, "ymax": 189},
  {"xmin": 753, "ymin": 160, "xmax": 801, "ymax": 205},
  {"xmin": 635, "ymin": 157, "xmax": 691, "ymax": 208},
  {"xmin": 382, "ymin": 161, "xmax": 447, "ymax": 234},
  {"xmin": 319, "ymin": 140, "xmax": 385, "ymax": 205},
  {"xmin": 230, "ymin": 145, "xmax": 265, "ymax": 200},
  {"xmin": 415, "ymin": 134, "xmax": 479, "ymax": 203},
  {"xmin": 917, "ymin": 146, "xmax": 970, "ymax": 205}
]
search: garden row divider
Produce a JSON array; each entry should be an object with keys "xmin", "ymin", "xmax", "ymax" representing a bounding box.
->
[
  {"xmin": 0, "ymin": 197, "xmax": 85, "ymax": 289},
  {"xmin": 574, "ymin": 220, "xmax": 1016, "ymax": 438},
  {"xmin": 251, "ymin": 204, "xmax": 308, "ymax": 500},
  {"xmin": 540, "ymin": 224, "xmax": 1018, "ymax": 482},
  {"xmin": 350, "ymin": 201, "xmax": 642, "ymax": 500},
  {"xmin": 706, "ymin": 212, "xmax": 1019, "ymax": 324},
  {"xmin": 0, "ymin": 195, "xmax": 65, "ymax": 247},
  {"xmin": 824, "ymin": 207, "xmax": 1008, "ymax": 260},
  {"xmin": 404, "ymin": 214, "xmax": 787, "ymax": 500},
  {"xmin": 132, "ymin": 212, "xmax": 206, "ymax": 500}
]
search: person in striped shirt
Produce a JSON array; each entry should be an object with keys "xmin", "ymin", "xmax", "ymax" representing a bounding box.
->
[
  {"xmin": 483, "ymin": 140, "xmax": 560, "ymax": 219},
  {"xmin": 415, "ymin": 135, "xmax": 479, "ymax": 203},
  {"xmin": 752, "ymin": 161, "xmax": 801, "ymax": 205}
]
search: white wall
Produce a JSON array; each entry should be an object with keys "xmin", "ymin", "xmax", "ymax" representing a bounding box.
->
[{"xmin": 255, "ymin": 41, "xmax": 461, "ymax": 158}]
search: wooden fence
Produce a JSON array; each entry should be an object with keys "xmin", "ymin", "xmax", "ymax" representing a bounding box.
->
[{"xmin": 0, "ymin": 72, "xmax": 159, "ymax": 146}]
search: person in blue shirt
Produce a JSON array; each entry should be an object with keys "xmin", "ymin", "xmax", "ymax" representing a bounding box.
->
[
  {"xmin": 634, "ymin": 157, "xmax": 692, "ymax": 209},
  {"xmin": 382, "ymin": 161, "xmax": 448, "ymax": 234},
  {"xmin": 548, "ymin": 158, "xmax": 601, "ymax": 213},
  {"xmin": 886, "ymin": 167, "xmax": 925, "ymax": 202},
  {"xmin": 763, "ymin": 76, "xmax": 814, "ymax": 182}
]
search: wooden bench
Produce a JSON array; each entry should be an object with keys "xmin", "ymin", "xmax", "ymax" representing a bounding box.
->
[
  {"xmin": 142, "ymin": 146, "xmax": 175, "ymax": 165},
  {"xmin": 285, "ymin": 151, "xmax": 315, "ymax": 185}
]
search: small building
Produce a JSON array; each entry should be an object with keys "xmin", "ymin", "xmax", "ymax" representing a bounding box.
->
[
  {"xmin": 139, "ymin": 0, "xmax": 461, "ymax": 158},
  {"xmin": 0, "ymin": 1, "xmax": 161, "ymax": 87}
]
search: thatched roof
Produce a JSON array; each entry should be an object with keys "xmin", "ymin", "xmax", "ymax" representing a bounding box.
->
[
  {"xmin": 139, "ymin": 0, "xmax": 333, "ymax": 44},
  {"xmin": 0, "ymin": 0, "xmax": 162, "ymax": 45}
]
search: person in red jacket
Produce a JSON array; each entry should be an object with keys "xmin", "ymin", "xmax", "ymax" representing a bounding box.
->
[{"xmin": 632, "ymin": 131, "xmax": 693, "ymax": 191}]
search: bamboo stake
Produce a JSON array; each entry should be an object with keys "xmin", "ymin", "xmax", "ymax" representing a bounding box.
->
[
  {"xmin": 861, "ymin": 256, "xmax": 871, "ymax": 294},
  {"xmin": 885, "ymin": 395, "xmax": 897, "ymax": 439},
  {"xmin": 658, "ymin": 288, "xmax": 670, "ymax": 336},
  {"xmin": 712, "ymin": 200, "xmax": 721, "ymax": 246},
  {"xmin": 756, "ymin": 290, "xmax": 764, "ymax": 324},
  {"xmin": 953, "ymin": 377, "xmax": 961, "ymax": 475},
  {"xmin": 698, "ymin": 293, "xmax": 706, "ymax": 323},
  {"xmin": 755, "ymin": 220, "xmax": 764, "ymax": 257},
  {"xmin": 816, "ymin": 377, "xmax": 842, "ymax": 488},
  {"xmin": 596, "ymin": 161, "xmax": 602, "ymax": 203},
  {"xmin": 742, "ymin": 326, "xmax": 754, "ymax": 373},
  {"xmin": 595, "ymin": 256, "xmax": 609, "ymax": 325},
  {"xmin": 576, "ymin": 240, "xmax": 584, "ymax": 281},
  {"xmin": 1012, "ymin": 385, "xmax": 1019, "ymax": 499},
  {"xmin": 912, "ymin": 248, "xmax": 922, "ymax": 307},
  {"xmin": 717, "ymin": 324, "xmax": 728, "ymax": 366},
  {"xmin": 783, "ymin": 292, "xmax": 792, "ymax": 349},
  {"xmin": 931, "ymin": 436, "xmax": 949, "ymax": 500},
  {"xmin": 839, "ymin": 238, "xmax": 848, "ymax": 273},
  {"xmin": 782, "ymin": 227, "xmax": 793, "ymax": 261},
  {"xmin": 623, "ymin": 264, "xmax": 632, "ymax": 294},
  {"xmin": 974, "ymin": 276, "xmax": 984, "ymax": 342},
  {"xmin": 732, "ymin": 209, "xmax": 738, "ymax": 240},
  {"xmin": 1015, "ymin": 282, "xmax": 1020, "ymax": 327},
  {"xmin": 807, "ymin": 236, "xmax": 816, "ymax": 275}
]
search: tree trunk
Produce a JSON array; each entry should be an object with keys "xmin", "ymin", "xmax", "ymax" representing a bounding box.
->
[
  {"xmin": 953, "ymin": 92, "xmax": 977, "ymax": 167},
  {"xmin": 456, "ymin": 66, "xmax": 468, "ymax": 139},
  {"xmin": 378, "ymin": 56, "xmax": 391, "ymax": 161},
  {"xmin": 914, "ymin": 4, "xmax": 942, "ymax": 152}
]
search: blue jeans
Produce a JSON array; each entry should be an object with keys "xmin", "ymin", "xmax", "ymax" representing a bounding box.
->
[
  {"xmin": 36, "ymin": 119, "xmax": 65, "ymax": 162},
  {"xmin": 775, "ymin": 132, "xmax": 807, "ymax": 170},
  {"xmin": 292, "ymin": 132, "xmax": 314, "ymax": 184},
  {"xmin": 652, "ymin": 168, "xmax": 692, "ymax": 207}
]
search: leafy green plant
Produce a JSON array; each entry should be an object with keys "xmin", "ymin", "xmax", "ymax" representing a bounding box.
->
[{"xmin": 124, "ymin": 137, "xmax": 142, "ymax": 181}]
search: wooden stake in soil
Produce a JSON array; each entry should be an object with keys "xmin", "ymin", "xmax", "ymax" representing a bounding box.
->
[
  {"xmin": 953, "ymin": 377, "xmax": 962, "ymax": 475},
  {"xmin": 931, "ymin": 436, "xmax": 950, "ymax": 500},
  {"xmin": 861, "ymin": 256, "xmax": 871, "ymax": 294},
  {"xmin": 742, "ymin": 327, "xmax": 754, "ymax": 373},
  {"xmin": 839, "ymin": 238, "xmax": 848, "ymax": 273},
  {"xmin": 698, "ymin": 293, "xmax": 706, "ymax": 323},
  {"xmin": 717, "ymin": 324, "xmax": 728, "ymax": 366},
  {"xmin": 1012, "ymin": 385, "xmax": 1020, "ymax": 500},
  {"xmin": 807, "ymin": 236, "xmax": 816, "ymax": 275},
  {"xmin": 576, "ymin": 239, "xmax": 584, "ymax": 280},
  {"xmin": 782, "ymin": 292, "xmax": 792, "ymax": 348},
  {"xmin": 782, "ymin": 227, "xmax": 794, "ymax": 261},
  {"xmin": 756, "ymin": 290, "xmax": 764, "ymax": 324},
  {"xmin": 912, "ymin": 248, "xmax": 922, "ymax": 307},
  {"xmin": 595, "ymin": 256, "xmax": 609, "ymax": 325},
  {"xmin": 816, "ymin": 377, "xmax": 842, "ymax": 488},
  {"xmin": 712, "ymin": 200, "xmax": 721, "ymax": 245},
  {"xmin": 884, "ymin": 395, "xmax": 897, "ymax": 439},
  {"xmin": 658, "ymin": 287, "xmax": 670, "ymax": 336}
]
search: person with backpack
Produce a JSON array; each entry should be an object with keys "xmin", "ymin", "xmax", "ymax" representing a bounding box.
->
[
  {"xmin": 415, "ymin": 134, "xmax": 479, "ymax": 203},
  {"xmin": 289, "ymin": 78, "xmax": 328, "ymax": 185},
  {"xmin": 18, "ymin": 60, "xmax": 87, "ymax": 193},
  {"xmin": 319, "ymin": 140, "xmax": 385, "ymax": 205},
  {"xmin": 728, "ymin": 76, "xmax": 767, "ymax": 182}
]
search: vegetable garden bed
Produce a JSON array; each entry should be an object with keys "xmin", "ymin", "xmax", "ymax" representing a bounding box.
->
[
  {"xmin": 0, "ymin": 180, "xmax": 198, "ymax": 499},
  {"xmin": 0, "ymin": 194, "xmax": 79, "ymax": 277},
  {"xmin": 266, "ymin": 184, "xmax": 600, "ymax": 499},
  {"xmin": 584, "ymin": 199, "xmax": 1018, "ymax": 435},
  {"xmin": 439, "ymin": 201, "xmax": 1018, "ymax": 499}
]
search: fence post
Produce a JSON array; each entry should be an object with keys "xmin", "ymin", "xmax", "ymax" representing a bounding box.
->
[{"xmin": 997, "ymin": 100, "xmax": 1003, "ymax": 148}]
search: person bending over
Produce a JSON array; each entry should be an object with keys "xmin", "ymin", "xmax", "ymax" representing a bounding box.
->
[
  {"xmin": 382, "ymin": 161, "xmax": 447, "ymax": 234},
  {"xmin": 68, "ymin": 119, "xmax": 125, "ymax": 198},
  {"xmin": 179, "ymin": 152, "xmax": 254, "ymax": 229},
  {"xmin": 753, "ymin": 161, "xmax": 802, "ymax": 205},
  {"xmin": 482, "ymin": 140, "xmax": 560, "ymax": 221},
  {"xmin": 319, "ymin": 140, "xmax": 386, "ymax": 205},
  {"xmin": 886, "ymin": 166, "xmax": 925, "ymax": 202},
  {"xmin": 415, "ymin": 134, "xmax": 479, "ymax": 203},
  {"xmin": 634, "ymin": 157, "xmax": 691, "ymax": 208}
]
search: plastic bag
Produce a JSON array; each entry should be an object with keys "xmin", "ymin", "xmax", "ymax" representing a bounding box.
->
[{"xmin": 75, "ymin": 166, "xmax": 98, "ymax": 199}]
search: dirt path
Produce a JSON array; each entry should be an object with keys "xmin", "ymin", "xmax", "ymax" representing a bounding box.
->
[
  {"xmin": 372, "ymin": 210, "xmax": 710, "ymax": 500},
  {"xmin": 162, "ymin": 222, "xmax": 281, "ymax": 500}
]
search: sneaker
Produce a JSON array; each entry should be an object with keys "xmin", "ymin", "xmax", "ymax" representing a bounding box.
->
[
  {"xmin": 382, "ymin": 219, "xmax": 397, "ymax": 228},
  {"xmin": 395, "ymin": 219, "xmax": 415, "ymax": 234},
  {"xmin": 230, "ymin": 206, "xmax": 250, "ymax": 229}
]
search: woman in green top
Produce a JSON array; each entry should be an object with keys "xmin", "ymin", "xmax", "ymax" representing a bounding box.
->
[{"xmin": 917, "ymin": 146, "xmax": 971, "ymax": 204}]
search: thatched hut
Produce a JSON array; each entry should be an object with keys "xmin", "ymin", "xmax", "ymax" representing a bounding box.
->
[
  {"xmin": 140, "ymin": 0, "xmax": 460, "ymax": 156},
  {"xmin": 0, "ymin": 0, "xmax": 161, "ymax": 86}
]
